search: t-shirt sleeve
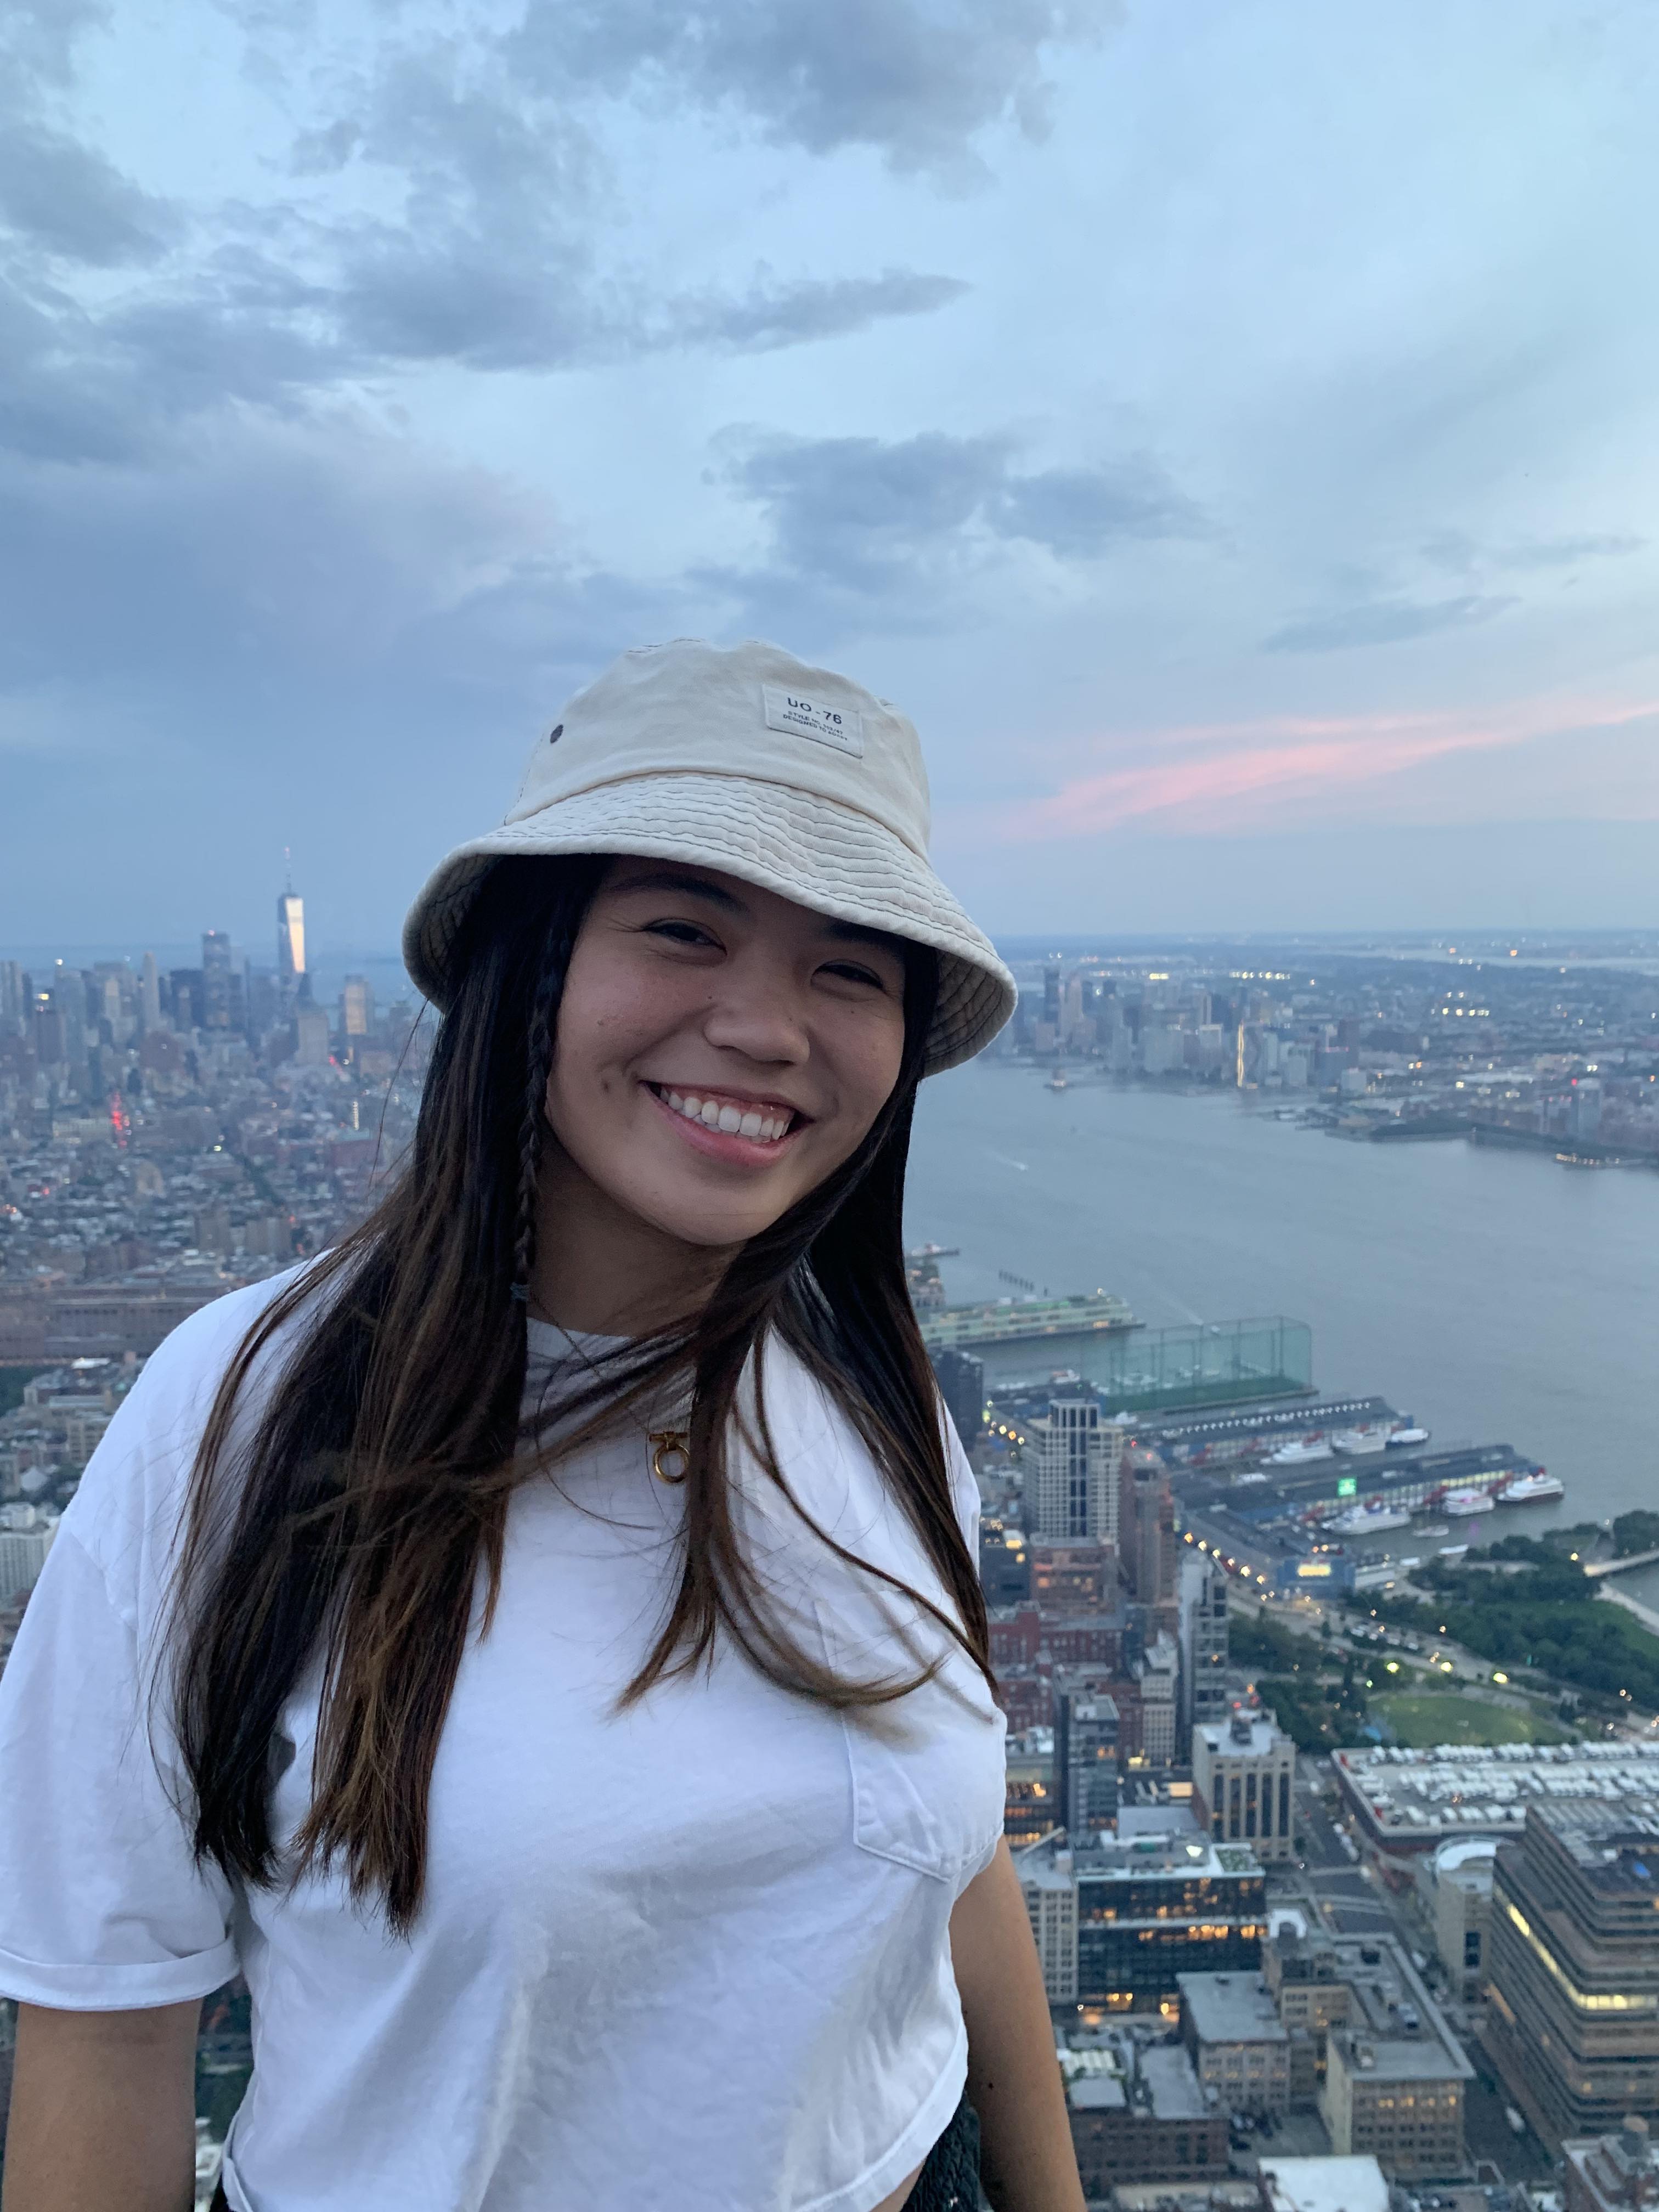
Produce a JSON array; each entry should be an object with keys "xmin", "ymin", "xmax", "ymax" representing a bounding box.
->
[
  {"xmin": 0, "ymin": 1521, "xmax": 238, "ymax": 2007},
  {"xmin": 0, "ymin": 1276, "xmax": 301, "ymax": 2013}
]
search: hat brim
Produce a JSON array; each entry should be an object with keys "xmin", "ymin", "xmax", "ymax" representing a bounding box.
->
[{"xmin": 402, "ymin": 772, "xmax": 1014, "ymax": 1076}]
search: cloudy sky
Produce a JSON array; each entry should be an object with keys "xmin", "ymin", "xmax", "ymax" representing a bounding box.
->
[{"xmin": 3, "ymin": 0, "xmax": 1656, "ymax": 955}]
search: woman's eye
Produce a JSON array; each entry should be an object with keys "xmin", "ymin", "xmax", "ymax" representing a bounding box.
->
[{"xmin": 646, "ymin": 919, "xmax": 720, "ymax": 948}]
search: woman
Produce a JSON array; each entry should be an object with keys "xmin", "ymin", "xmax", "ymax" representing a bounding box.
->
[{"xmin": 0, "ymin": 640, "xmax": 1086, "ymax": 2212}]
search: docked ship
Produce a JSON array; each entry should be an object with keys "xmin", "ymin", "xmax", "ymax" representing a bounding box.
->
[
  {"xmin": 1267, "ymin": 1437, "xmax": 1333, "ymax": 1465},
  {"xmin": 1332, "ymin": 1427, "xmax": 1390, "ymax": 1456},
  {"xmin": 1387, "ymin": 1425, "xmax": 1431, "ymax": 1448},
  {"xmin": 1443, "ymin": 1487, "xmax": 1497, "ymax": 1517},
  {"xmin": 919, "ymin": 1289, "xmax": 1139, "ymax": 1354},
  {"xmin": 1497, "ymin": 1470, "xmax": 1565, "ymax": 1506},
  {"xmin": 1325, "ymin": 1499, "xmax": 1413, "ymax": 1536}
]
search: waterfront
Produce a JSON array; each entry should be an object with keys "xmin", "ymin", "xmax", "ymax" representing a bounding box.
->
[{"xmin": 906, "ymin": 1062, "xmax": 1659, "ymax": 1536}]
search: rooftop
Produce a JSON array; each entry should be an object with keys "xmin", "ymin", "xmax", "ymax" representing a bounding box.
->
[
  {"xmin": 1335, "ymin": 1741, "xmax": 1659, "ymax": 1840},
  {"xmin": 1197, "ymin": 1712, "xmax": 1286, "ymax": 1760},
  {"xmin": 1563, "ymin": 2116, "xmax": 1659, "ymax": 2211},
  {"xmin": 1142, "ymin": 2044, "xmax": 1214, "ymax": 2121},
  {"xmin": 1177, "ymin": 1970, "xmax": 1289, "ymax": 2047},
  {"xmin": 1118, "ymin": 1804, "xmax": 1202, "ymax": 1844},
  {"xmin": 1321, "ymin": 1933, "xmax": 1474, "ymax": 2086},
  {"xmin": 1257, "ymin": 2155, "xmax": 1390, "ymax": 2212},
  {"xmin": 1058, "ymin": 2026, "xmax": 1213, "ymax": 2121},
  {"xmin": 1016, "ymin": 1830, "xmax": 1263, "ymax": 1893},
  {"xmin": 1431, "ymin": 1836, "xmax": 1502, "ymax": 1877},
  {"xmin": 1531, "ymin": 1799, "xmax": 1659, "ymax": 1891}
]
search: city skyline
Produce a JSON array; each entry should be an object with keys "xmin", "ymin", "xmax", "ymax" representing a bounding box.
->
[{"xmin": 4, "ymin": 4, "xmax": 1657, "ymax": 944}]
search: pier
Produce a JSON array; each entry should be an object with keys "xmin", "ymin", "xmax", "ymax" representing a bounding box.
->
[{"xmin": 1582, "ymin": 1547, "xmax": 1659, "ymax": 1580}]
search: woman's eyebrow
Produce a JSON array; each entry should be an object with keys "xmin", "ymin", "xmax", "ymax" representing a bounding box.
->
[{"xmin": 613, "ymin": 867, "xmax": 748, "ymax": 913}]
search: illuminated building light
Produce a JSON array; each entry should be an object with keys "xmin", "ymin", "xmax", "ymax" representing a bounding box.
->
[{"xmin": 1502, "ymin": 1901, "xmax": 1657, "ymax": 2013}]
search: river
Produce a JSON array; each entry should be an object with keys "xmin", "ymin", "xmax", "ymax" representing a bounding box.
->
[{"xmin": 905, "ymin": 1060, "xmax": 1657, "ymax": 1563}]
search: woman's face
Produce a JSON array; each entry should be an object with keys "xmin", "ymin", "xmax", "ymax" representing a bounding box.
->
[{"xmin": 543, "ymin": 859, "xmax": 912, "ymax": 1254}]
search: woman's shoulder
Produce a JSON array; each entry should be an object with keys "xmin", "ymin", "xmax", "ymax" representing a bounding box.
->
[
  {"xmin": 57, "ymin": 1260, "xmax": 327, "ymax": 1625},
  {"xmin": 755, "ymin": 1333, "xmax": 980, "ymax": 1554}
]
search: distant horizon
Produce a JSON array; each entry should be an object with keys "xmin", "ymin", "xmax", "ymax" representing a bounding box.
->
[{"xmin": 7, "ymin": 919, "xmax": 1659, "ymax": 980}]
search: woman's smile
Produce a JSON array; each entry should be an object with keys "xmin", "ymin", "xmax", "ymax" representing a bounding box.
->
[{"xmin": 644, "ymin": 1079, "xmax": 808, "ymax": 1157}]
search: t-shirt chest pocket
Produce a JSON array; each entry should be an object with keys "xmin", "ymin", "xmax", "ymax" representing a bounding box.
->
[{"xmin": 819, "ymin": 1601, "xmax": 1005, "ymax": 1884}]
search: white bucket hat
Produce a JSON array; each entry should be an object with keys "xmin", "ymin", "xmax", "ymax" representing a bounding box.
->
[{"xmin": 402, "ymin": 637, "xmax": 1015, "ymax": 1075}]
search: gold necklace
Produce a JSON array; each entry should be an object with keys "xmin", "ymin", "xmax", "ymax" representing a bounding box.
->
[
  {"xmin": 526, "ymin": 1308, "xmax": 690, "ymax": 1487},
  {"xmin": 649, "ymin": 1430, "xmax": 691, "ymax": 1485}
]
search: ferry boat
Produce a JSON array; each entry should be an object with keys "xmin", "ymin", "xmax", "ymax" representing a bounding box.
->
[
  {"xmin": 1443, "ymin": 1487, "xmax": 1497, "ymax": 1518},
  {"xmin": 1046, "ymin": 1072, "xmax": 1070, "ymax": 1092},
  {"xmin": 1387, "ymin": 1425, "xmax": 1431, "ymax": 1448},
  {"xmin": 1497, "ymin": 1471, "xmax": 1565, "ymax": 1506},
  {"xmin": 1324, "ymin": 1500, "xmax": 1413, "ymax": 1536},
  {"xmin": 1352, "ymin": 1561, "xmax": 1398, "ymax": 1592},
  {"xmin": 1438, "ymin": 1543, "xmax": 1469, "ymax": 1560},
  {"xmin": 1267, "ymin": 1437, "xmax": 1333, "ymax": 1465},
  {"xmin": 1332, "ymin": 1427, "xmax": 1390, "ymax": 1456}
]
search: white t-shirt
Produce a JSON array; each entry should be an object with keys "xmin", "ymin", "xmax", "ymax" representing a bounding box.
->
[{"xmin": 0, "ymin": 1274, "xmax": 1005, "ymax": 2212}]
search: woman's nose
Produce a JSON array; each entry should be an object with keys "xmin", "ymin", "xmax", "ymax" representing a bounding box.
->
[{"xmin": 698, "ymin": 967, "xmax": 811, "ymax": 1065}]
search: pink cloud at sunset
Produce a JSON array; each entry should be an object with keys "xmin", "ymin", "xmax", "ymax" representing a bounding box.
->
[{"xmin": 961, "ymin": 693, "xmax": 1659, "ymax": 844}]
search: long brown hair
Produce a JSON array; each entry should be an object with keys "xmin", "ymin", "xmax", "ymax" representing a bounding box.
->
[{"xmin": 170, "ymin": 856, "xmax": 991, "ymax": 1932}]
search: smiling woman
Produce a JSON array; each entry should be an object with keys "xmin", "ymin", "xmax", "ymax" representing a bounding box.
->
[{"xmin": 0, "ymin": 640, "xmax": 1086, "ymax": 2212}]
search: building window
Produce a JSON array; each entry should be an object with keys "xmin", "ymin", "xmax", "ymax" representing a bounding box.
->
[{"xmin": 1279, "ymin": 1770, "xmax": 1291, "ymax": 1838}]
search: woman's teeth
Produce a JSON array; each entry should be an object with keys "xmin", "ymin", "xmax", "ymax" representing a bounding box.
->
[{"xmin": 661, "ymin": 1089, "xmax": 792, "ymax": 1143}]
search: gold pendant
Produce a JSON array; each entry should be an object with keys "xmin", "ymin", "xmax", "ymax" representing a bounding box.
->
[{"xmin": 649, "ymin": 1430, "xmax": 691, "ymax": 1485}]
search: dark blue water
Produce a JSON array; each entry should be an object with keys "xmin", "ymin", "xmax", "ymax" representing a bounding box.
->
[{"xmin": 905, "ymin": 1060, "xmax": 1657, "ymax": 1540}]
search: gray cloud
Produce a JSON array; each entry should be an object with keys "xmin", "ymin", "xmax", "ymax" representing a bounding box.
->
[
  {"xmin": 0, "ymin": 240, "xmax": 970, "ymax": 465},
  {"xmin": 668, "ymin": 267, "xmax": 970, "ymax": 352},
  {"xmin": 0, "ymin": 408, "xmax": 694, "ymax": 938},
  {"xmin": 1, "ymin": 0, "xmax": 110, "ymax": 91},
  {"xmin": 1421, "ymin": 526, "xmax": 1646, "ymax": 574},
  {"xmin": 1263, "ymin": 594, "xmax": 1519, "ymax": 654},
  {"xmin": 328, "ymin": 236, "xmax": 966, "ymax": 373},
  {"xmin": 511, "ymin": 0, "xmax": 1120, "ymax": 177},
  {"xmin": 0, "ymin": 20, "xmax": 973, "ymax": 466},
  {"xmin": 1492, "ymin": 532, "xmax": 1645, "ymax": 570},
  {"xmin": 1, "ymin": 2, "xmax": 182, "ymax": 272},
  {"xmin": 0, "ymin": 122, "xmax": 179, "ymax": 266},
  {"xmin": 703, "ymin": 426, "xmax": 1203, "ymax": 630},
  {"xmin": 994, "ymin": 459, "xmax": 1205, "ymax": 555}
]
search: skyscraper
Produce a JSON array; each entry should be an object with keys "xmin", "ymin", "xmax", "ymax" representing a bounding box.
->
[
  {"xmin": 928, "ymin": 1346, "xmax": 985, "ymax": 1446},
  {"xmin": 138, "ymin": 952, "xmax": 161, "ymax": 1031},
  {"xmin": 1487, "ymin": 1799, "xmax": 1659, "ymax": 2146},
  {"xmin": 339, "ymin": 974, "xmax": 375, "ymax": 1042},
  {"xmin": 1056, "ymin": 1686, "xmax": 1119, "ymax": 1838},
  {"xmin": 1128, "ymin": 1464, "xmax": 1176, "ymax": 1611},
  {"xmin": 278, "ymin": 879, "xmax": 307, "ymax": 1001},
  {"xmin": 201, "ymin": 932, "xmax": 235, "ymax": 1031},
  {"xmin": 1179, "ymin": 1555, "xmax": 1231, "ymax": 1752},
  {"xmin": 1026, "ymin": 1397, "xmax": 1122, "ymax": 1544}
]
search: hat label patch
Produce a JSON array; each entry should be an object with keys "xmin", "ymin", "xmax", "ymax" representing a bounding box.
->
[{"xmin": 763, "ymin": 684, "xmax": 864, "ymax": 757}]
